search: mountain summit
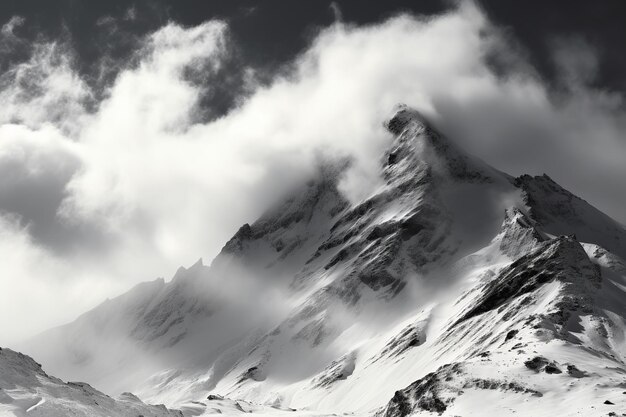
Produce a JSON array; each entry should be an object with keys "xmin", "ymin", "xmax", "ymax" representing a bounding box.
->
[{"xmin": 19, "ymin": 105, "xmax": 626, "ymax": 416}]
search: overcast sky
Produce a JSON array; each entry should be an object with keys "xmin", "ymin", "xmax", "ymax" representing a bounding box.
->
[{"xmin": 0, "ymin": 0, "xmax": 625, "ymax": 343}]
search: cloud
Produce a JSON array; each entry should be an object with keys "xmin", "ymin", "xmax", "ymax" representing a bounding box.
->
[
  {"xmin": 330, "ymin": 2, "xmax": 343, "ymax": 23},
  {"xmin": 0, "ymin": 208, "xmax": 126, "ymax": 343},
  {"xmin": 551, "ymin": 36, "xmax": 600, "ymax": 86},
  {"xmin": 0, "ymin": 2, "xmax": 625, "ymax": 343},
  {"xmin": 1, "ymin": 15, "xmax": 25, "ymax": 39},
  {"xmin": 434, "ymin": 34, "xmax": 626, "ymax": 222},
  {"xmin": 0, "ymin": 41, "xmax": 91, "ymax": 133}
]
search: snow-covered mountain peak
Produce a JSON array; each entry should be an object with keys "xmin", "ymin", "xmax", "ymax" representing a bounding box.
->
[
  {"xmin": 384, "ymin": 104, "xmax": 430, "ymax": 136},
  {"xmin": 383, "ymin": 104, "xmax": 504, "ymax": 187},
  {"xmin": 18, "ymin": 106, "xmax": 626, "ymax": 417}
]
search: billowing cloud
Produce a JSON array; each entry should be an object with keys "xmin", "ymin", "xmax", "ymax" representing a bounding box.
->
[
  {"xmin": 0, "ymin": 41, "xmax": 91, "ymax": 133},
  {"xmin": 0, "ymin": 1, "xmax": 624, "ymax": 343}
]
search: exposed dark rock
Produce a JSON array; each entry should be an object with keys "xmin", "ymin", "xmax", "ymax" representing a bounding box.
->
[
  {"xmin": 524, "ymin": 356, "xmax": 562, "ymax": 374},
  {"xmin": 311, "ymin": 351, "xmax": 357, "ymax": 389},
  {"xmin": 384, "ymin": 105, "xmax": 428, "ymax": 135},
  {"xmin": 544, "ymin": 364, "xmax": 562, "ymax": 374},
  {"xmin": 463, "ymin": 379, "xmax": 542, "ymax": 397},
  {"xmin": 566, "ymin": 364, "xmax": 588, "ymax": 378},
  {"xmin": 505, "ymin": 329, "xmax": 519, "ymax": 342},
  {"xmin": 239, "ymin": 365, "xmax": 266, "ymax": 383},
  {"xmin": 377, "ymin": 363, "xmax": 462, "ymax": 417},
  {"xmin": 221, "ymin": 223, "xmax": 253, "ymax": 254},
  {"xmin": 374, "ymin": 320, "xmax": 428, "ymax": 361},
  {"xmin": 524, "ymin": 356, "xmax": 549, "ymax": 371}
]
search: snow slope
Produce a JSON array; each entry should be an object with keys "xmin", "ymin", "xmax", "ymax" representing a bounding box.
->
[
  {"xmin": 0, "ymin": 347, "xmax": 183, "ymax": 417},
  {"xmin": 18, "ymin": 104, "xmax": 626, "ymax": 416}
]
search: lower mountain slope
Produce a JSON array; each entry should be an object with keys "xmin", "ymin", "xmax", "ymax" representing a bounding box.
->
[
  {"xmin": 379, "ymin": 232, "xmax": 626, "ymax": 416},
  {"xmin": 0, "ymin": 347, "xmax": 182, "ymax": 417}
]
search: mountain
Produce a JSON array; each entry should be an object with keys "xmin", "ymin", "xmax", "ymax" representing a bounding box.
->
[
  {"xmin": 0, "ymin": 347, "xmax": 182, "ymax": 416},
  {"xmin": 20, "ymin": 104, "xmax": 626, "ymax": 416}
]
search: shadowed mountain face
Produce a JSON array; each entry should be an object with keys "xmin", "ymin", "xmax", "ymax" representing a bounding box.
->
[{"xmin": 19, "ymin": 105, "xmax": 626, "ymax": 416}]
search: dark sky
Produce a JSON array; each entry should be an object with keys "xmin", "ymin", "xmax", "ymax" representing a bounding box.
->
[{"xmin": 2, "ymin": 0, "xmax": 626, "ymax": 116}]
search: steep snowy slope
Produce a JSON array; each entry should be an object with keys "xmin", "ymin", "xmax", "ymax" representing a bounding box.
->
[
  {"xmin": 378, "ymin": 229, "xmax": 626, "ymax": 416},
  {"xmin": 0, "ymin": 347, "xmax": 182, "ymax": 417},
  {"xmin": 20, "ymin": 104, "xmax": 626, "ymax": 416}
]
